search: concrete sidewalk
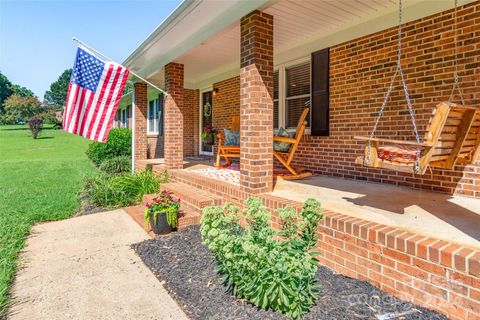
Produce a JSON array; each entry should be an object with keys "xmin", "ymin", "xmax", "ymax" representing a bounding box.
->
[{"xmin": 8, "ymin": 210, "xmax": 188, "ymax": 320}]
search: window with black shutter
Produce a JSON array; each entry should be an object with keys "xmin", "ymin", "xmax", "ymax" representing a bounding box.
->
[{"xmin": 311, "ymin": 48, "xmax": 329, "ymax": 136}]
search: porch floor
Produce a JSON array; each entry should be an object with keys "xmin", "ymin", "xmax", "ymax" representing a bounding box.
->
[{"xmin": 142, "ymin": 158, "xmax": 480, "ymax": 249}]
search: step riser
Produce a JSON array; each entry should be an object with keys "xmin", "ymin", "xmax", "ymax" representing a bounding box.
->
[{"xmin": 159, "ymin": 183, "xmax": 221, "ymax": 212}]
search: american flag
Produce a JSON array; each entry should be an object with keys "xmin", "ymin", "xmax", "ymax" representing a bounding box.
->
[{"xmin": 63, "ymin": 47, "xmax": 129, "ymax": 142}]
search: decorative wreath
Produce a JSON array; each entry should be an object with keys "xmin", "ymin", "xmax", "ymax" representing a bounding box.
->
[{"xmin": 203, "ymin": 102, "xmax": 212, "ymax": 117}]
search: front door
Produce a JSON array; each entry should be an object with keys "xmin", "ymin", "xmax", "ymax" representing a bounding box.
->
[{"xmin": 200, "ymin": 91, "xmax": 213, "ymax": 155}]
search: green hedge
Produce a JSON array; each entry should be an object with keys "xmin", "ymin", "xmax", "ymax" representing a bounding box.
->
[{"xmin": 86, "ymin": 128, "xmax": 131, "ymax": 165}]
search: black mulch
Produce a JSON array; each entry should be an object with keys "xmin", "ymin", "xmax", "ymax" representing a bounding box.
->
[{"xmin": 132, "ymin": 226, "xmax": 447, "ymax": 320}]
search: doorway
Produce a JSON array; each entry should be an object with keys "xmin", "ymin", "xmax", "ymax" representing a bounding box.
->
[{"xmin": 200, "ymin": 90, "xmax": 213, "ymax": 155}]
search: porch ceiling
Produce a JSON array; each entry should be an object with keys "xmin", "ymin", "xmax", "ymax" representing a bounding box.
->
[{"xmin": 137, "ymin": 0, "xmax": 475, "ymax": 89}]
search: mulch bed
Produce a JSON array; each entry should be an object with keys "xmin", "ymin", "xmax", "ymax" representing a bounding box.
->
[{"xmin": 132, "ymin": 226, "xmax": 447, "ymax": 320}]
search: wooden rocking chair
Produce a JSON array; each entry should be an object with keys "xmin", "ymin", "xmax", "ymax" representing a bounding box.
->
[
  {"xmin": 273, "ymin": 107, "xmax": 312, "ymax": 180},
  {"xmin": 215, "ymin": 116, "xmax": 240, "ymax": 168}
]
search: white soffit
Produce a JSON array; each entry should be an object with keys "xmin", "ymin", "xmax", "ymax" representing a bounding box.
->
[{"xmin": 126, "ymin": 0, "xmax": 476, "ymax": 89}]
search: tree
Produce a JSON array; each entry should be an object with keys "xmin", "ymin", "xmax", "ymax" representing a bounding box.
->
[
  {"xmin": 0, "ymin": 72, "xmax": 13, "ymax": 112},
  {"xmin": 1, "ymin": 95, "xmax": 42, "ymax": 124},
  {"xmin": 10, "ymin": 84, "xmax": 34, "ymax": 97},
  {"xmin": 44, "ymin": 69, "xmax": 71, "ymax": 110}
]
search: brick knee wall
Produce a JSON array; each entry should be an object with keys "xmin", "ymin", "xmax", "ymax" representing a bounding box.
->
[{"xmin": 172, "ymin": 170, "xmax": 480, "ymax": 319}]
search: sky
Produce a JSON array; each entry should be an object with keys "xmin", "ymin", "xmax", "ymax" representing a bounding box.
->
[{"xmin": 0, "ymin": 0, "xmax": 181, "ymax": 98}]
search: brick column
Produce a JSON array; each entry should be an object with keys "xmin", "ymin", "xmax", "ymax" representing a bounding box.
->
[
  {"xmin": 240, "ymin": 11, "xmax": 274, "ymax": 194},
  {"xmin": 134, "ymin": 82, "xmax": 148, "ymax": 162},
  {"xmin": 164, "ymin": 62, "xmax": 184, "ymax": 169}
]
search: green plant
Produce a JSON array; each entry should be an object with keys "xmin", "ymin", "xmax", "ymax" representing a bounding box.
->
[
  {"xmin": 99, "ymin": 156, "xmax": 131, "ymax": 175},
  {"xmin": 85, "ymin": 128, "xmax": 131, "ymax": 165},
  {"xmin": 83, "ymin": 169, "xmax": 167, "ymax": 208},
  {"xmin": 200, "ymin": 197, "xmax": 324, "ymax": 319},
  {"xmin": 144, "ymin": 190, "xmax": 180, "ymax": 229}
]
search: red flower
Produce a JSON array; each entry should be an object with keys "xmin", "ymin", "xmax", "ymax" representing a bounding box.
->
[{"xmin": 146, "ymin": 203, "xmax": 152, "ymax": 208}]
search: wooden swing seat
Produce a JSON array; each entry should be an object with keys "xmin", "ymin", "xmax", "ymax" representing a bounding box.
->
[{"xmin": 355, "ymin": 102, "xmax": 480, "ymax": 174}]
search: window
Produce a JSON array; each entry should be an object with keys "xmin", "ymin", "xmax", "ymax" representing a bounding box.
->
[
  {"xmin": 273, "ymin": 60, "xmax": 311, "ymax": 130},
  {"xmin": 285, "ymin": 62, "xmax": 310, "ymax": 128},
  {"xmin": 120, "ymin": 105, "xmax": 130, "ymax": 128},
  {"xmin": 147, "ymin": 96, "xmax": 164, "ymax": 135}
]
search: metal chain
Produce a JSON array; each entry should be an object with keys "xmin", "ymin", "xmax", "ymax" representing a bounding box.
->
[
  {"xmin": 366, "ymin": 0, "xmax": 422, "ymax": 172},
  {"xmin": 448, "ymin": 0, "xmax": 465, "ymax": 105}
]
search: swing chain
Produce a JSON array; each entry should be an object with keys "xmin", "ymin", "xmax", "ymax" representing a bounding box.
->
[
  {"xmin": 448, "ymin": 0, "xmax": 465, "ymax": 105},
  {"xmin": 366, "ymin": 0, "xmax": 422, "ymax": 173}
]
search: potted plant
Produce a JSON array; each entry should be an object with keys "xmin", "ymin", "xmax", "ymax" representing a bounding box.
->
[
  {"xmin": 201, "ymin": 125, "xmax": 217, "ymax": 146},
  {"xmin": 144, "ymin": 191, "xmax": 180, "ymax": 235}
]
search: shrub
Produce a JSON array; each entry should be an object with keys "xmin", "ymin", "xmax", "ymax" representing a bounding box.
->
[
  {"xmin": 28, "ymin": 116, "xmax": 43, "ymax": 139},
  {"xmin": 99, "ymin": 156, "xmax": 131, "ymax": 175},
  {"xmin": 201, "ymin": 197, "xmax": 324, "ymax": 319},
  {"xmin": 83, "ymin": 169, "xmax": 167, "ymax": 208},
  {"xmin": 85, "ymin": 128, "xmax": 131, "ymax": 165}
]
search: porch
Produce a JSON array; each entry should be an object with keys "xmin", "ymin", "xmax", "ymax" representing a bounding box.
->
[{"xmin": 138, "ymin": 158, "xmax": 480, "ymax": 249}]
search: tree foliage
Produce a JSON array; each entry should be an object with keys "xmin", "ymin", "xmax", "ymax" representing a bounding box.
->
[
  {"xmin": 44, "ymin": 69, "xmax": 72, "ymax": 110},
  {"xmin": 1, "ymin": 95, "xmax": 42, "ymax": 124},
  {"xmin": 0, "ymin": 71, "xmax": 35, "ymax": 115}
]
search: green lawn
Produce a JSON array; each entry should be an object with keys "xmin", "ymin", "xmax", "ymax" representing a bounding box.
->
[{"xmin": 0, "ymin": 125, "xmax": 96, "ymax": 315}]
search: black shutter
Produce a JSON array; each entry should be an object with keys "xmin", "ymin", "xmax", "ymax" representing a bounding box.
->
[
  {"xmin": 158, "ymin": 93, "xmax": 164, "ymax": 136},
  {"xmin": 311, "ymin": 48, "xmax": 329, "ymax": 136}
]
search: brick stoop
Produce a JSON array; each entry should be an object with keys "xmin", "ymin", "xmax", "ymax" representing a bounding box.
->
[{"xmin": 160, "ymin": 182, "xmax": 222, "ymax": 213}]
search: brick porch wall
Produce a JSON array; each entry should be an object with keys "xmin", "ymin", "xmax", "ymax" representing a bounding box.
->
[
  {"xmin": 184, "ymin": 88, "xmax": 199, "ymax": 157},
  {"xmin": 172, "ymin": 169, "xmax": 480, "ymax": 319},
  {"xmin": 293, "ymin": 2, "xmax": 480, "ymax": 197},
  {"xmin": 147, "ymin": 135, "xmax": 164, "ymax": 159},
  {"xmin": 212, "ymin": 76, "xmax": 240, "ymax": 132}
]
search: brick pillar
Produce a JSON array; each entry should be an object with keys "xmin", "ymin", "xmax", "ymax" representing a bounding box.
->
[
  {"xmin": 239, "ymin": 11, "xmax": 274, "ymax": 194},
  {"xmin": 134, "ymin": 82, "xmax": 148, "ymax": 162},
  {"xmin": 164, "ymin": 62, "xmax": 184, "ymax": 169}
]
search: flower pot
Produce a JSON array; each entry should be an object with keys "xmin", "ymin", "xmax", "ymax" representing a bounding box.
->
[{"xmin": 149, "ymin": 212, "xmax": 175, "ymax": 235}]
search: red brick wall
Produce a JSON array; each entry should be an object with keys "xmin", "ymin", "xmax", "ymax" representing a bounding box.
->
[
  {"xmin": 184, "ymin": 88, "xmax": 199, "ymax": 157},
  {"xmin": 134, "ymin": 83, "xmax": 147, "ymax": 161},
  {"xmin": 147, "ymin": 135, "xmax": 164, "ymax": 159},
  {"xmin": 172, "ymin": 169, "xmax": 480, "ymax": 320},
  {"xmin": 293, "ymin": 2, "xmax": 480, "ymax": 197},
  {"xmin": 212, "ymin": 76, "xmax": 240, "ymax": 132},
  {"xmin": 239, "ymin": 10, "xmax": 274, "ymax": 194}
]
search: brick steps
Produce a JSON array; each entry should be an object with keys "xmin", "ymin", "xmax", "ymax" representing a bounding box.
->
[{"xmin": 159, "ymin": 182, "xmax": 221, "ymax": 213}]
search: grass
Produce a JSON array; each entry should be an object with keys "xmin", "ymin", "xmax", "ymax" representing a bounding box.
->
[{"xmin": 0, "ymin": 125, "xmax": 96, "ymax": 315}]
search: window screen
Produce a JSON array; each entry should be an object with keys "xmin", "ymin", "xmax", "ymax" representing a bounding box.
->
[{"xmin": 285, "ymin": 62, "xmax": 310, "ymax": 128}]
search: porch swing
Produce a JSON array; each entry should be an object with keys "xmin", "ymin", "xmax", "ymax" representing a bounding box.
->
[{"xmin": 354, "ymin": 0, "xmax": 480, "ymax": 174}]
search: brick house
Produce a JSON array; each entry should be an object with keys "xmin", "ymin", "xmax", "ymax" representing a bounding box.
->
[{"xmin": 121, "ymin": 1, "xmax": 480, "ymax": 318}]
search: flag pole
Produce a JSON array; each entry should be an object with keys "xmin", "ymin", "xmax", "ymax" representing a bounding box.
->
[{"xmin": 72, "ymin": 37, "xmax": 168, "ymax": 95}]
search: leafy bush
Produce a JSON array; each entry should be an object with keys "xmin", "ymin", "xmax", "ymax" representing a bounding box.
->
[
  {"xmin": 201, "ymin": 197, "xmax": 324, "ymax": 319},
  {"xmin": 99, "ymin": 156, "xmax": 131, "ymax": 175},
  {"xmin": 28, "ymin": 116, "xmax": 43, "ymax": 139},
  {"xmin": 85, "ymin": 128, "xmax": 131, "ymax": 165},
  {"xmin": 83, "ymin": 169, "xmax": 167, "ymax": 208}
]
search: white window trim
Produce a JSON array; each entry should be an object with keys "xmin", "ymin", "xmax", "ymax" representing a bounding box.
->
[
  {"xmin": 275, "ymin": 56, "xmax": 311, "ymax": 134},
  {"xmin": 147, "ymin": 99, "xmax": 159, "ymax": 135}
]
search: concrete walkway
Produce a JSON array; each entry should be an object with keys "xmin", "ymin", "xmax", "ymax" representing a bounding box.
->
[{"xmin": 8, "ymin": 210, "xmax": 188, "ymax": 320}]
